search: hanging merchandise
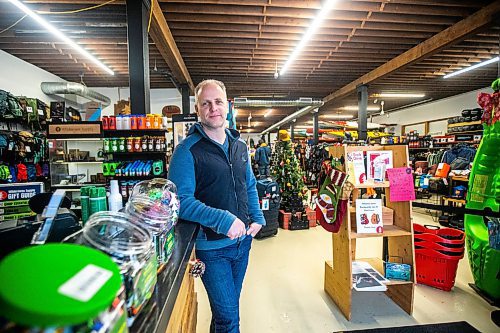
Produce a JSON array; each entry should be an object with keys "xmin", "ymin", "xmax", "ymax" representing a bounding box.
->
[
  {"xmin": 0, "ymin": 244, "xmax": 128, "ymax": 332},
  {"xmin": 82, "ymin": 211, "xmax": 157, "ymax": 322},
  {"xmin": 126, "ymin": 178, "xmax": 180, "ymax": 265},
  {"xmin": 305, "ymin": 143, "xmax": 331, "ymax": 186},
  {"xmin": 316, "ymin": 164, "xmax": 354, "ymax": 233},
  {"xmin": 270, "ymin": 130, "xmax": 306, "ymax": 212}
]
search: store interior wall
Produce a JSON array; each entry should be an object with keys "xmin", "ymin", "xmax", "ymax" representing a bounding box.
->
[
  {"xmin": 372, "ymin": 86, "xmax": 492, "ymax": 135},
  {"xmin": 0, "ymin": 49, "xmax": 78, "ymax": 104}
]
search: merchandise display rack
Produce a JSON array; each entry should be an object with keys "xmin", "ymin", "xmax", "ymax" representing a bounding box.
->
[{"xmin": 324, "ymin": 145, "xmax": 415, "ymax": 320}]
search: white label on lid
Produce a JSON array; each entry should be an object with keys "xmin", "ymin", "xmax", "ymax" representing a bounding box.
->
[
  {"xmin": 26, "ymin": 106, "xmax": 33, "ymax": 113},
  {"xmin": 58, "ymin": 264, "xmax": 113, "ymax": 302}
]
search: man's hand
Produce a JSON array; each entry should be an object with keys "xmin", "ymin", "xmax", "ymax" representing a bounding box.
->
[
  {"xmin": 227, "ymin": 218, "xmax": 246, "ymax": 240},
  {"xmin": 246, "ymin": 223, "xmax": 262, "ymax": 237}
]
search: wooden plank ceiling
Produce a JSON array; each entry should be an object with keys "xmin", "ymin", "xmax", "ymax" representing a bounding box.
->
[{"xmin": 1, "ymin": 0, "xmax": 499, "ymax": 133}]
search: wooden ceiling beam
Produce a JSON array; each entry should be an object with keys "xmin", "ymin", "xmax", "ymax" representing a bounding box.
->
[
  {"xmin": 323, "ymin": 1, "xmax": 500, "ymax": 106},
  {"xmin": 149, "ymin": 0, "xmax": 194, "ymax": 93}
]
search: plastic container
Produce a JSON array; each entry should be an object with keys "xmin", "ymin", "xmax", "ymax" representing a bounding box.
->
[
  {"xmin": 116, "ymin": 115, "xmax": 123, "ymax": 130},
  {"xmin": 123, "ymin": 115, "xmax": 131, "ymax": 130},
  {"xmin": 125, "ymin": 179, "xmax": 180, "ymax": 265},
  {"xmin": 109, "ymin": 180, "xmax": 124, "ymax": 212},
  {"xmin": 130, "ymin": 116, "xmax": 137, "ymax": 130},
  {"xmin": 82, "ymin": 211, "xmax": 157, "ymax": 321},
  {"xmin": 102, "ymin": 116, "xmax": 109, "ymax": 130},
  {"xmin": 108, "ymin": 116, "xmax": 116, "ymax": 130},
  {"xmin": 0, "ymin": 244, "xmax": 128, "ymax": 332},
  {"xmin": 415, "ymin": 247, "xmax": 463, "ymax": 291},
  {"xmin": 137, "ymin": 115, "xmax": 146, "ymax": 130},
  {"xmin": 80, "ymin": 186, "xmax": 91, "ymax": 224},
  {"xmin": 145, "ymin": 114, "xmax": 153, "ymax": 129}
]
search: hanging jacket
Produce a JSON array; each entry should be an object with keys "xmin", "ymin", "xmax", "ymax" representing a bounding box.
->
[{"xmin": 255, "ymin": 143, "xmax": 271, "ymax": 166}]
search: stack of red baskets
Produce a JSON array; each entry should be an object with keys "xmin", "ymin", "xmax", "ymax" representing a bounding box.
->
[{"xmin": 413, "ymin": 224, "xmax": 465, "ymax": 291}]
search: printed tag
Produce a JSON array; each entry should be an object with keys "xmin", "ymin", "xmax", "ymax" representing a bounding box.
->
[
  {"xmin": 38, "ymin": 109, "xmax": 44, "ymax": 116},
  {"xmin": 25, "ymin": 146, "xmax": 31, "ymax": 153},
  {"xmin": 58, "ymin": 264, "xmax": 112, "ymax": 302},
  {"xmin": 26, "ymin": 106, "xmax": 33, "ymax": 113},
  {"xmin": 262, "ymin": 198, "xmax": 269, "ymax": 211},
  {"xmin": 48, "ymin": 141, "xmax": 54, "ymax": 149},
  {"xmin": 442, "ymin": 178, "xmax": 448, "ymax": 186}
]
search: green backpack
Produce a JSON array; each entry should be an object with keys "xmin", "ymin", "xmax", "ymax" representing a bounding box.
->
[{"xmin": 0, "ymin": 89, "xmax": 23, "ymax": 120}]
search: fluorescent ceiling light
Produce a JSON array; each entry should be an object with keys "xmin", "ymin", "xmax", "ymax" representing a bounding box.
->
[
  {"xmin": 322, "ymin": 114, "xmax": 354, "ymax": 119},
  {"xmin": 264, "ymin": 109, "xmax": 273, "ymax": 117},
  {"xmin": 295, "ymin": 125, "xmax": 311, "ymax": 129},
  {"xmin": 280, "ymin": 0, "xmax": 338, "ymax": 76},
  {"xmin": 341, "ymin": 106, "xmax": 380, "ymax": 111},
  {"xmin": 443, "ymin": 56, "xmax": 499, "ymax": 79},
  {"xmin": 372, "ymin": 93, "xmax": 425, "ymax": 98},
  {"xmin": 8, "ymin": 0, "xmax": 114, "ymax": 75}
]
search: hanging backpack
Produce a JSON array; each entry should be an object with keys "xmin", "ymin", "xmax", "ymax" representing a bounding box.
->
[
  {"xmin": 9, "ymin": 165, "xmax": 17, "ymax": 182},
  {"xmin": 27, "ymin": 164, "xmax": 37, "ymax": 181},
  {"xmin": 0, "ymin": 90, "xmax": 24, "ymax": 121},
  {"xmin": 17, "ymin": 97, "xmax": 40, "ymax": 129},
  {"xmin": 0, "ymin": 165, "xmax": 11, "ymax": 182},
  {"xmin": 17, "ymin": 163, "xmax": 27, "ymax": 182}
]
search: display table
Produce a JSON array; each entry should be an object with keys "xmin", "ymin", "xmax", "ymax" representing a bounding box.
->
[{"xmin": 131, "ymin": 220, "xmax": 199, "ymax": 333}]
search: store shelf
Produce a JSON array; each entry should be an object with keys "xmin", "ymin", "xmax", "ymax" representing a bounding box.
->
[
  {"xmin": 357, "ymin": 258, "xmax": 413, "ymax": 286},
  {"xmin": 104, "ymin": 151, "xmax": 167, "ymax": 155},
  {"xmin": 51, "ymin": 184, "xmax": 105, "ymax": 190},
  {"xmin": 442, "ymin": 197, "xmax": 466, "ymax": 204},
  {"xmin": 351, "ymin": 224, "xmax": 412, "ymax": 239},
  {"xmin": 52, "ymin": 161, "xmax": 103, "ymax": 164},
  {"xmin": 446, "ymin": 130, "xmax": 483, "ymax": 135},
  {"xmin": 103, "ymin": 129, "xmax": 167, "ymax": 137},
  {"xmin": 447, "ymin": 120, "xmax": 481, "ymax": 128},
  {"xmin": 451, "ymin": 176, "xmax": 469, "ymax": 182},
  {"xmin": 355, "ymin": 181, "xmax": 390, "ymax": 188},
  {"xmin": 105, "ymin": 174, "xmax": 166, "ymax": 179}
]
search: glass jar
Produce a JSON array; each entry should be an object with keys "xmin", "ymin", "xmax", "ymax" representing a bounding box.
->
[
  {"xmin": 125, "ymin": 179, "xmax": 180, "ymax": 265},
  {"xmin": 0, "ymin": 244, "xmax": 129, "ymax": 333},
  {"xmin": 82, "ymin": 211, "xmax": 157, "ymax": 322}
]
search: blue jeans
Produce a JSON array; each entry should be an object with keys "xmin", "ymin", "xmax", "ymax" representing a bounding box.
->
[{"xmin": 196, "ymin": 236, "xmax": 253, "ymax": 333}]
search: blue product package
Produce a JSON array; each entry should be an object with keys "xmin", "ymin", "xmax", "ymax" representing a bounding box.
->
[{"xmin": 385, "ymin": 262, "xmax": 411, "ymax": 281}]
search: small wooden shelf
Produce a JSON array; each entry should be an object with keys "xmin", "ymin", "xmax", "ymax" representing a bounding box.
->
[
  {"xmin": 447, "ymin": 120, "xmax": 481, "ymax": 128},
  {"xmin": 354, "ymin": 181, "xmax": 390, "ymax": 188},
  {"xmin": 357, "ymin": 258, "xmax": 413, "ymax": 286},
  {"xmin": 446, "ymin": 130, "xmax": 483, "ymax": 135},
  {"xmin": 351, "ymin": 225, "xmax": 412, "ymax": 239}
]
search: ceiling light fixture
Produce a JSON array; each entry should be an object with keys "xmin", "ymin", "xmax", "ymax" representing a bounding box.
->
[
  {"xmin": 443, "ymin": 56, "xmax": 499, "ymax": 79},
  {"xmin": 341, "ymin": 106, "xmax": 380, "ymax": 111},
  {"xmin": 321, "ymin": 114, "xmax": 354, "ymax": 119},
  {"xmin": 279, "ymin": 0, "xmax": 338, "ymax": 76},
  {"xmin": 264, "ymin": 109, "xmax": 273, "ymax": 117},
  {"xmin": 274, "ymin": 61, "xmax": 279, "ymax": 79},
  {"xmin": 380, "ymin": 101, "xmax": 385, "ymax": 115},
  {"xmin": 7, "ymin": 0, "xmax": 114, "ymax": 75},
  {"xmin": 372, "ymin": 93, "xmax": 425, "ymax": 98}
]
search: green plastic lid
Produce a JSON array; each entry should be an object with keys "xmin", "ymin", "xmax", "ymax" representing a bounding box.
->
[
  {"xmin": 0, "ymin": 244, "xmax": 122, "ymax": 327},
  {"xmin": 80, "ymin": 186, "xmax": 91, "ymax": 196},
  {"xmin": 90, "ymin": 187, "xmax": 99, "ymax": 198}
]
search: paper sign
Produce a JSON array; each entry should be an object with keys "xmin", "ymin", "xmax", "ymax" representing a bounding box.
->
[
  {"xmin": 367, "ymin": 151, "xmax": 393, "ymax": 181},
  {"xmin": 356, "ymin": 199, "xmax": 383, "ymax": 234},
  {"xmin": 347, "ymin": 151, "xmax": 366, "ymax": 185},
  {"xmin": 387, "ymin": 167, "xmax": 415, "ymax": 202}
]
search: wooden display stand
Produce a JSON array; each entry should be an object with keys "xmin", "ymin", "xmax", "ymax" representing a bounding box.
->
[{"xmin": 324, "ymin": 145, "xmax": 415, "ymax": 320}]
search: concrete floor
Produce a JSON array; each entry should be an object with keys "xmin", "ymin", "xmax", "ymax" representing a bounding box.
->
[{"xmin": 195, "ymin": 210, "xmax": 499, "ymax": 332}]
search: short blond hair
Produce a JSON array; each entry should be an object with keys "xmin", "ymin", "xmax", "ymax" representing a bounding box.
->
[{"xmin": 195, "ymin": 79, "xmax": 227, "ymax": 104}]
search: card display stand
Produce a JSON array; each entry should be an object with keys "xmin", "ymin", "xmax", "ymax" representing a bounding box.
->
[{"xmin": 324, "ymin": 145, "xmax": 415, "ymax": 320}]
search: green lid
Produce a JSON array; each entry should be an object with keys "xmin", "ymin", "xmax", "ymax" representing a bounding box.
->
[
  {"xmin": 0, "ymin": 244, "xmax": 122, "ymax": 327},
  {"xmin": 81, "ymin": 186, "xmax": 92, "ymax": 197},
  {"xmin": 98, "ymin": 187, "xmax": 106, "ymax": 197},
  {"xmin": 90, "ymin": 187, "xmax": 99, "ymax": 198}
]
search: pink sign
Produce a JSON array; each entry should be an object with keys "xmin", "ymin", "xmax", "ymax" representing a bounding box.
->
[{"xmin": 387, "ymin": 167, "xmax": 415, "ymax": 202}]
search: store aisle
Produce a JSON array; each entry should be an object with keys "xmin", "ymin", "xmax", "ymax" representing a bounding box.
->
[{"xmin": 195, "ymin": 211, "xmax": 498, "ymax": 332}]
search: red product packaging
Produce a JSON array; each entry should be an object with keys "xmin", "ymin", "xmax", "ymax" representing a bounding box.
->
[
  {"xmin": 102, "ymin": 116, "xmax": 109, "ymax": 130},
  {"xmin": 108, "ymin": 116, "xmax": 116, "ymax": 130}
]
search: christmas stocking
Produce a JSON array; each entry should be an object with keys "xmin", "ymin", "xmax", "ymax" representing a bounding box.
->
[{"xmin": 316, "ymin": 168, "xmax": 348, "ymax": 233}]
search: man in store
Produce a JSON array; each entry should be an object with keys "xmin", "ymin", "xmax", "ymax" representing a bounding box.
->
[
  {"xmin": 254, "ymin": 139, "xmax": 271, "ymax": 178},
  {"xmin": 168, "ymin": 79, "xmax": 265, "ymax": 333}
]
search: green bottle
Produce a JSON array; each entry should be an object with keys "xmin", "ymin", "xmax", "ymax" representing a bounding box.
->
[
  {"xmin": 89, "ymin": 187, "xmax": 100, "ymax": 216},
  {"xmin": 98, "ymin": 187, "xmax": 108, "ymax": 212},
  {"xmin": 80, "ymin": 186, "xmax": 92, "ymax": 224}
]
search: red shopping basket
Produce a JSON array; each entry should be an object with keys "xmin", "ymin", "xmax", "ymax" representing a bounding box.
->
[
  {"xmin": 414, "ymin": 239, "xmax": 464, "ymax": 253},
  {"xmin": 415, "ymin": 247, "xmax": 463, "ymax": 291}
]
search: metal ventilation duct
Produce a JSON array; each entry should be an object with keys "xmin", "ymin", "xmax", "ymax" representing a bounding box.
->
[
  {"xmin": 233, "ymin": 97, "xmax": 323, "ymax": 108},
  {"xmin": 261, "ymin": 104, "xmax": 322, "ymax": 135},
  {"xmin": 41, "ymin": 82, "xmax": 111, "ymax": 107}
]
